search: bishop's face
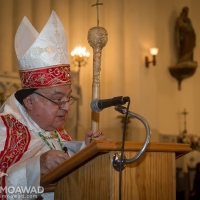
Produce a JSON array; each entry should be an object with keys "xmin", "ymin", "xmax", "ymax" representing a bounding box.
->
[{"xmin": 24, "ymin": 84, "xmax": 73, "ymax": 131}]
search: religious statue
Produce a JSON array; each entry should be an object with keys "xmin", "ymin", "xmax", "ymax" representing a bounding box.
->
[
  {"xmin": 168, "ymin": 6, "xmax": 198, "ymax": 90},
  {"xmin": 176, "ymin": 6, "xmax": 196, "ymax": 62}
]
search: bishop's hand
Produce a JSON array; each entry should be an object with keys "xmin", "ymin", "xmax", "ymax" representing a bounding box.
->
[
  {"xmin": 85, "ymin": 130, "xmax": 107, "ymax": 145},
  {"xmin": 40, "ymin": 150, "xmax": 69, "ymax": 175}
]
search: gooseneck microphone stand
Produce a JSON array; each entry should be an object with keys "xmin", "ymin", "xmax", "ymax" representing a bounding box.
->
[{"xmin": 113, "ymin": 104, "xmax": 151, "ymax": 200}]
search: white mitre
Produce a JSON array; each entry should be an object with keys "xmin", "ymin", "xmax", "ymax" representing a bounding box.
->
[{"xmin": 14, "ymin": 10, "xmax": 71, "ymax": 89}]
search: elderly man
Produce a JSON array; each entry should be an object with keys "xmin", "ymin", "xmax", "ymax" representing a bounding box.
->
[{"xmin": 0, "ymin": 11, "xmax": 106, "ymax": 200}]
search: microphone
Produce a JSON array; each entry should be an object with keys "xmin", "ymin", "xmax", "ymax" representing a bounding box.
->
[{"xmin": 90, "ymin": 96, "xmax": 130, "ymax": 113}]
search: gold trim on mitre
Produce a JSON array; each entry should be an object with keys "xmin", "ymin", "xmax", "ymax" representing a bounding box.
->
[{"xmin": 19, "ymin": 64, "xmax": 71, "ymax": 89}]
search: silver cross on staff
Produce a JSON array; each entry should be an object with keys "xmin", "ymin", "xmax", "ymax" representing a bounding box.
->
[{"xmin": 92, "ymin": 0, "xmax": 103, "ymax": 27}]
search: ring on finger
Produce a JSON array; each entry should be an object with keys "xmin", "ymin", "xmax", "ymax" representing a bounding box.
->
[{"xmin": 97, "ymin": 131, "xmax": 103, "ymax": 137}]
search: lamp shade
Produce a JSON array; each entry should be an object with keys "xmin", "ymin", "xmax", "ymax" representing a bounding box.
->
[{"xmin": 150, "ymin": 48, "xmax": 159, "ymax": 55}]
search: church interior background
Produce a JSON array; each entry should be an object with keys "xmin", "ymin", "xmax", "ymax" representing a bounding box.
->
[{"xmin": 0, "ymin": 0, "xmax": 200, "ymax": 199}]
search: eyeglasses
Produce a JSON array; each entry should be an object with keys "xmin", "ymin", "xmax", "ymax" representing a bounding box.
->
[{"xmin": 33, "ymin": 92, "xmax": 76, "ymax": 109}]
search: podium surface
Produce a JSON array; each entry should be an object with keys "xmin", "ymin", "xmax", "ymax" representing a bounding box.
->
[{"xmin": 41, "ymin": 141, "xmax": 191, "ymax": 200}]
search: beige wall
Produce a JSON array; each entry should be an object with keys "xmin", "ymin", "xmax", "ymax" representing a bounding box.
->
[{"xmin": 0, "ymin": 0, "xmax": 200, "ymax": 142}]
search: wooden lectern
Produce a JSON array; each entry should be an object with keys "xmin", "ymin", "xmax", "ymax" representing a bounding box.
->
[{"xmin": 41, "ymin": 141, "xmax": 191, "ymax": 200}]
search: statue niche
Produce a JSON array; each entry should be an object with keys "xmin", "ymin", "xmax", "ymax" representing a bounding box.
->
[{"xmin": 169, "ymin": 6, "xmax": 198, "ymax": 90}]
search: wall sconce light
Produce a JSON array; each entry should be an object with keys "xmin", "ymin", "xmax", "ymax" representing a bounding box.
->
[{"xmin": 145, "ymin": 47, "xmax": 159, "ymax": 68}]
